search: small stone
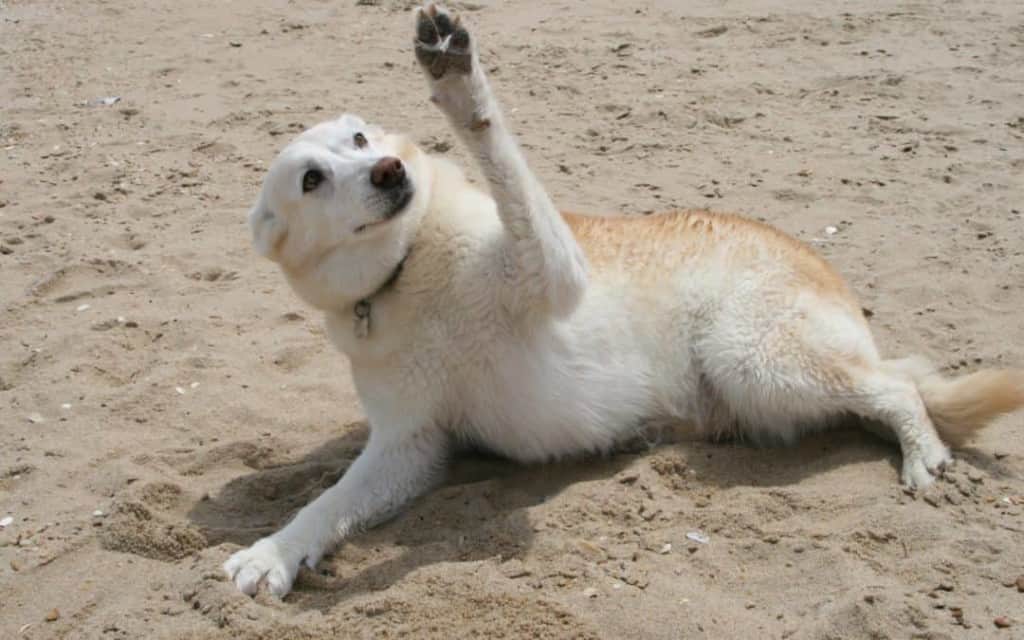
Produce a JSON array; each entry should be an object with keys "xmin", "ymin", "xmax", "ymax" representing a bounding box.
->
[
  {"xmin": 967, "ymin": 470, "xmax": 984, "ymax": 483},
  {"xmin": 229, "ymin": 41, "xmax": 242, "ymax": 47},
  {"xmin": 686, "ymin": 531, "xmax": 710, "ymax": 545},
  {"xmin": 76, "ymin": 304, "xmax": 90, "ymax": 312},
  {"xmin": 92, "ymin": 510, "xmax": 105, "ymax": 518},
  {"xmin": 0, "ymin": 516, "xmax": 12, "ymax": 528},
  {"xmin": 583, "ymin": 587, "xmax": 598, "ymax": 598},
  {"xmin": 45, "ymin": 609, "xmax": 59, "ymax": 622},
  {"xmin": 175, "ymin": 387, "xmax": 186, "ymax": 395},
  {"xmin": 574, "ymin": 539, "xmax": 606, "ymax": 561},
  {"xmin": 659, "ymin": 543, "xmax": 672, "ymax": 554},
  {"xmin": 499, "ymin": 559, "xmax": 531, "ymax": 579},
  {"xmin": 27, "ymin": 413, "xmax": 45, "ymax": 424},
  {"xmin": 696, "ymin": 25, "xmax": 728, "ymax": 38},
  {"xmin": 922, "ymin": 493, "xmax": 942, "ymax": 508},
  {"xmin": 994, "ymin": 617, "xmax": 1011, "ymax": 629},
  {"xmin": 616, "ymin": 471, "xmax": 639, "ymax": 484},
  {"xmin": 1016, "ymin": 575, "xmax": 1024, "ymax": 592},
  {"xmin": 825, "ymin": 225, "xmax": 839, "ymax": 235}
]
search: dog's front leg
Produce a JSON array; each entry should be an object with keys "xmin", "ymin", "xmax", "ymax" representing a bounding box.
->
[
  {"xmin": 413, "ymin": 4, "xmax": 588, "ymax": 320},
  {"xmin": 224, "ymin": 424, "xmax": 448, "ymax": 597}
]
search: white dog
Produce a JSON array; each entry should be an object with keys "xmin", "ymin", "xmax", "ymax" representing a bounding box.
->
[{"xmin": 225, "ymin": 4, "xmax": 1024, "ymax": 597}]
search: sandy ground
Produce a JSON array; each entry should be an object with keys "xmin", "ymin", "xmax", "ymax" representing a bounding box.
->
[{"xmin": 2, "ymin": 0, "xmax": 1024, "ymax": 638}]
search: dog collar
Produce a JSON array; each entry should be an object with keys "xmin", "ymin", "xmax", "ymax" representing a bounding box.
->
[{"xmin": 353, "ymin": 249, "xmax": 410, "ymax": 339}]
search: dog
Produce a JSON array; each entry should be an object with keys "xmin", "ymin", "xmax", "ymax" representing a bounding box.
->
[{"xmin": 224, "ymin": 3, "xmax": 1024, "ymax": 597}]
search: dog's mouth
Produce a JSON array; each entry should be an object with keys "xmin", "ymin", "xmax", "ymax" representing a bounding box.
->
[{"xmin": 355, "ymin": 187, "xmax": 414, "ymax": 234}]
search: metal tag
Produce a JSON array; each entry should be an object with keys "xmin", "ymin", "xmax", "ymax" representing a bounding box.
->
[{"xmin": 353, "ymin": 300, "xmax": 371, "ymax": 339}]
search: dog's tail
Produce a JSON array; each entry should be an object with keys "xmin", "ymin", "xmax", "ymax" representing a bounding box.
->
[{"xmin": 884, "ymin": 356, "xmax": 1024, "ymax": 447}]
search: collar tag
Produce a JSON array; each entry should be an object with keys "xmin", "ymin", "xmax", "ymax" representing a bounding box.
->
[
  {"xmin": 353, "ymin": 300, "xmax": 371, "ymax": 339},
  {"xmin": 351, "ymin": 249, "xmax": 410, "ymax": 340}
]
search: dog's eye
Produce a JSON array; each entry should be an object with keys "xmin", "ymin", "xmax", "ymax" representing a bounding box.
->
[
  {"xmin": 353, "ymin": 132, "xmax": 368, "ymax": 149},
  {"xmin": 301, "ymin": 169, "xmax": 324, "ymax": 193}
]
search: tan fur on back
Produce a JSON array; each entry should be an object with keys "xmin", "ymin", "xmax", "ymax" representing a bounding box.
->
[{"xmin": 562, "ymin": 210, "xmax": 860, "ymax": 311}]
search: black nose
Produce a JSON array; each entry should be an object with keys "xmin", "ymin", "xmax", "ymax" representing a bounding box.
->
[{"xmin": 370, "ymin": 157, "xmax": 406, "ymax": 189}]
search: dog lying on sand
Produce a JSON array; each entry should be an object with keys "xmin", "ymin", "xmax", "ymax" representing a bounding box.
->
[{"xmin": 225, "ymin": 3, "xmax": 1024, "ymax": 597}]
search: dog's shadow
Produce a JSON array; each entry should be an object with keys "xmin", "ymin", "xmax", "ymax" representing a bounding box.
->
[
  {"xmin": 188, "ymin": 422, "xmax": 636, "ymax": 610},
  {"xmin": 186, "ymin": 420, "xmax": 997, "ymax": 611}
]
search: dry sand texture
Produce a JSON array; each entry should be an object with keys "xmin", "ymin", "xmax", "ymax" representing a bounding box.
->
[{"xmin": 2, "ymin": 0, "xmax": 1024, "ymax": 638}]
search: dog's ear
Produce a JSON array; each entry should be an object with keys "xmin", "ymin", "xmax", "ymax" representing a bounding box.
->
[{"xmin": 248, "ymin": 205, "xmax": 288, "ymax": 260}]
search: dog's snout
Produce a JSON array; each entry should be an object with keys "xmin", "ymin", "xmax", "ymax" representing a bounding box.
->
[{"xmin": 370, "ymin": 157, "xmax": 406, "ymax": 189}]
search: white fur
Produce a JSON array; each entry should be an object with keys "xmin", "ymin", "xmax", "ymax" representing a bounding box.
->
[{"xmin": 223, "ymin": 4, "xmax": 1013, "ymax": 598}]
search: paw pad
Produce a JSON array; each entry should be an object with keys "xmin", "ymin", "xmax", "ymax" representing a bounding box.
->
[{"xmin": 414, "ymin": 5, "xmax": 473, "ymax": 79}]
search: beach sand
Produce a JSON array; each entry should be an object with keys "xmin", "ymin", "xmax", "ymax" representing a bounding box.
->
[{"xmin": 2, "ymin": 0, "xmax": 1023, "ymax": 637}]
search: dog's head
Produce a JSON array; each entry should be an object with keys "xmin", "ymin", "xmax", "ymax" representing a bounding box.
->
[{"xmin": 248, "ymin": 114, "xmax": 430, "ymax": 308}]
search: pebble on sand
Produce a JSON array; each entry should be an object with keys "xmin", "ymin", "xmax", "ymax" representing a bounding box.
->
[
  {"xmin": 45, "ymin": 609, "xmax": 60, "ymax": 622},
  {"xmin": 0, "ymin": 516, "xmax": 13, "ymax": 528},
  {"xmin": 686, "ymin": 531, "xmax": 710, "ymax": 544},
  {"xmin": 993, "ymin": 616, "xmax": 1011, "ymax": 629},
  {"xmin": 574, "ymin": 539, "xmax": 606, "ymax": 561}
]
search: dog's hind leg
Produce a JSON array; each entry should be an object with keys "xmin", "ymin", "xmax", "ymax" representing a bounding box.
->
[
  {"xmin": 413, "ymin": 4, "xmax": 588, "ymax": 320},
  {"xmin": 700, "ymin": 310, "xmax": 952, "ymax": 489}
]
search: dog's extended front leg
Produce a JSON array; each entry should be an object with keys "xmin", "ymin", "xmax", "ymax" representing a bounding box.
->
[
  {"xmin": 224, "ymin": 423, "xmax": 448, "ymax": 597},
  {"xmin": 414, "ymin": 4, "xmax": 588, "ymax": 319}
]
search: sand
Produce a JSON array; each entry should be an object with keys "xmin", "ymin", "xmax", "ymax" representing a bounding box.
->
[{"xmin": 2, "ymin": 0, "xmax": 1023, "ymax": 638}]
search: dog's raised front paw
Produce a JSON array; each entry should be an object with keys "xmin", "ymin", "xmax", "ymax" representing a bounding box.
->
[
  {"xmin": 414, "ymin": 4, "xmax": 473, "ymax": 80},
  {"xmin": 223, "ymin": 535, "xmax": 323, "ymax": 598}
]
